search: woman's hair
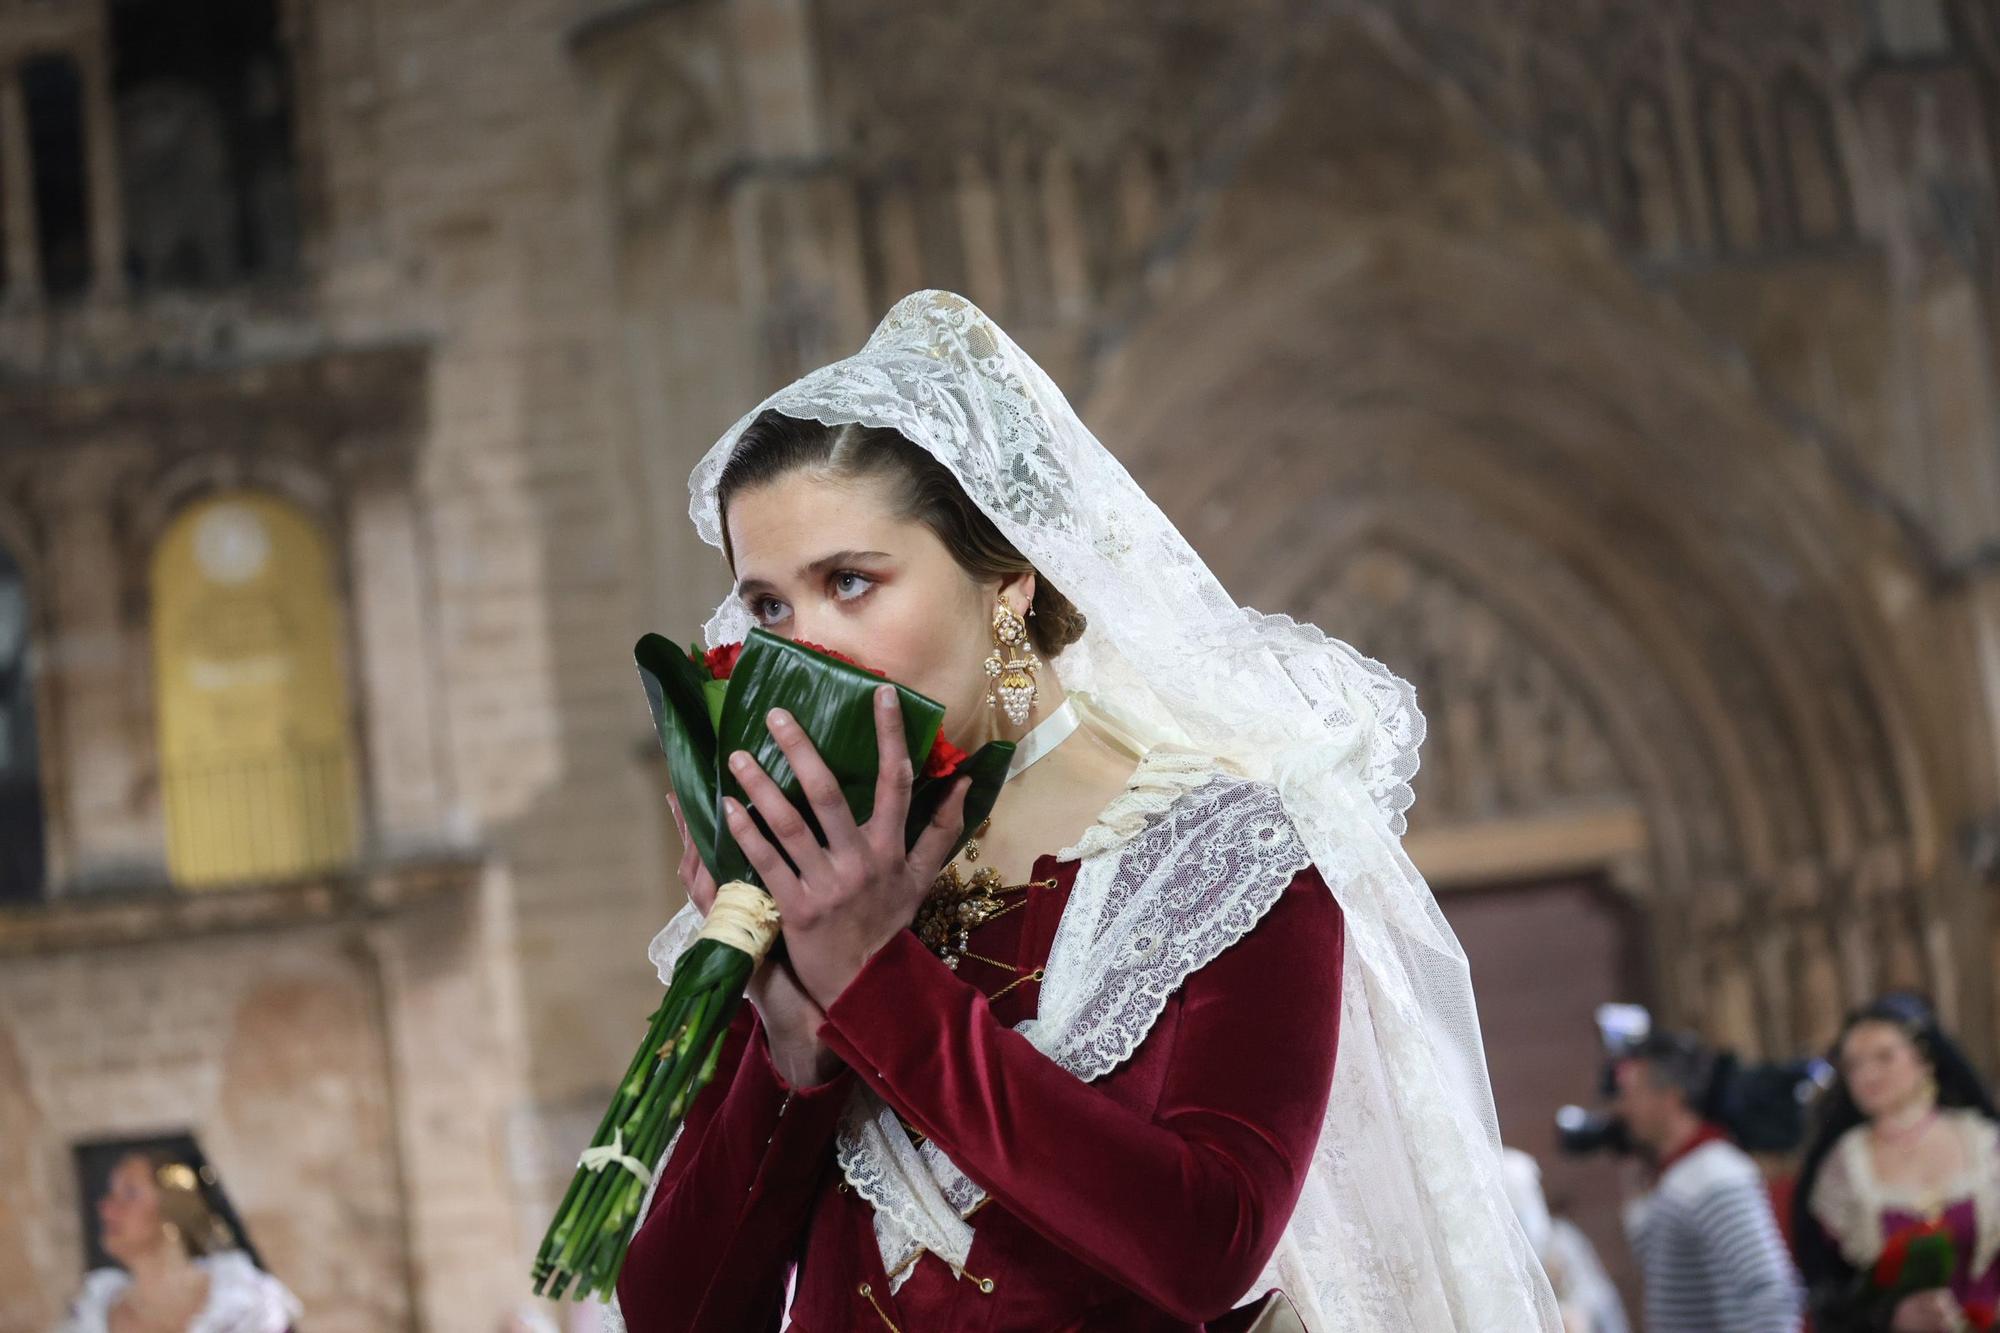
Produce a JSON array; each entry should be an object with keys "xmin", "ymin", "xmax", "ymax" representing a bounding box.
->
[
  {"xmin": 1791, "ymin": 992, "xmax": 1996, "ymax": 1291},
  {"xmin": 714, "ymin": 411, "xmax": 1087, "ymax": 658}
]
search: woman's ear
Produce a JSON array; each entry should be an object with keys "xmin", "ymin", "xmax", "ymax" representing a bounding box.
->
[{"xmin": 997, "ymin": 570, "xmax": 1037, "ymax": 618}]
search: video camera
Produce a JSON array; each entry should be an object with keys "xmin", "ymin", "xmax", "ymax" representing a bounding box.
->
[{"xmin": 1553, "ymin": 1003, "xmax": 1833, "ymax": 1157}]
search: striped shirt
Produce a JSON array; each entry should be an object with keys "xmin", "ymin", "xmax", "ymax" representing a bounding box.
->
[{"xmin": 1623, "ymin": 1138, "xmax": 1803, "ymax": 1333}]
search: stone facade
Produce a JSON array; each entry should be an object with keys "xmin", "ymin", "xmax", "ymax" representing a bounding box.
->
[{"xmin": 1, "ymin": 0, "xmax": 1999, "ymax": 1328}]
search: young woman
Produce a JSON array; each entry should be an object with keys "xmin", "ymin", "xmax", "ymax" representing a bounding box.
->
[
  {"xmin": 59, "ymin": 1149, "xmax": 301, "ymax": 1333},
  {"xmin": 1795, "ymin": 994, "xmax": 2000, "ymax": 1333},
  {"xmin": 610, "ymin": 291, "xmax": 1558, "ymax": 1331}
]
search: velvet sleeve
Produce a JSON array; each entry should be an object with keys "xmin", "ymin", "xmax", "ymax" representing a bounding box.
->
[
  {"xmin": 818, "ymin": 870, "xmax": 1343, "ymax": 1322},
  {"xmin": 615, "ymin": 1006, "xmax": 853, "ymax": 1333}
]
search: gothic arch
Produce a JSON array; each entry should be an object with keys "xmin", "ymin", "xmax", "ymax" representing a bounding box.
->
[{"xmin": 1086, "ymin": 224, "xmax": 1947, "ymax": 1047}]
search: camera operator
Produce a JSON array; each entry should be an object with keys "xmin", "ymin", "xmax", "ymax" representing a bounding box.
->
[{"xmin": 1613, "ymin": 1031, "xmax": 1803, "ymax": 1333}]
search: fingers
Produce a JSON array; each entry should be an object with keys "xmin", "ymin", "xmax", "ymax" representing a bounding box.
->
[
  {"xmin": 722, "ymin": 795, "xmax": 808, "ymax": 916},
  {"xmin": 729, "ymin": 748, "xmax": 836, "ymax": 886},
  {"xmin": 869, "ymin": 686, "xmax": 916, "ymax": 836},
  {"xmin": 765, "ymin": 709, "xmax": 861, "ymax": 855},
  {"xmin": 905, "ymin": 776, "xmax": 972, "ymax": 880}
]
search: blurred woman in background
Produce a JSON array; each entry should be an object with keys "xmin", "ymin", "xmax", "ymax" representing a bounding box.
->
[
  {"xmin": 1794, "ymin": 993, "xmax": 2000, "ymax": 1333},
  {"xmin": 57, "ymin": 1148, "xmax": 301, "ymax": 1333}
]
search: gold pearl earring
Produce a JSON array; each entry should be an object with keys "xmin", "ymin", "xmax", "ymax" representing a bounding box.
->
[{"xmin": 984, "ymin": 601, "xmax": 1040, "ymax": 728}]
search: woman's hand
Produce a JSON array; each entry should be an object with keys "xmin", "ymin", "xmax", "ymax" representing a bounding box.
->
[
  {"xmin": 668, "ymin": 791, "xmax": 842, "ymax": 1089},
  {"xmin": 722, "ymin": 684, "xmax": 973, "ymax": 1010},
  {"xmin": 1890, "ymin": 1289, "xmax": 1961, "ymax": 1333}
]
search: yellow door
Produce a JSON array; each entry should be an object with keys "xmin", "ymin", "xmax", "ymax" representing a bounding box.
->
[{"xmin": 152, "ymin": 494, "xmax": 357, "ymax": 888}]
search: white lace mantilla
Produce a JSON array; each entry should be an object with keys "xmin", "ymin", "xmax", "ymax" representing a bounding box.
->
[{"xmin": 57, "ymin": 1252, "xmax": 302, "ymax": 1333}]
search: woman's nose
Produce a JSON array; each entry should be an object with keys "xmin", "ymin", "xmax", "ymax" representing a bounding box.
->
[
  {"xmin": 788, "ymin": 616, "xmax": 852, "ymax": 660},
  {"xmin": 787, "ymin": 611, "xmax": 826, "ymax": 644}
]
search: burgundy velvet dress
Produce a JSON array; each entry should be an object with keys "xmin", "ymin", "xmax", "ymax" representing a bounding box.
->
[{"xmin": 614, "ymin": 849, "xmax": 1344, "ymax": 1332}]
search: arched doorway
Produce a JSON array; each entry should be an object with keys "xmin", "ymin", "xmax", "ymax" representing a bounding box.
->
[{"xmin": 150, "ymin": 492, "xmax": 357, "ymax": 887}]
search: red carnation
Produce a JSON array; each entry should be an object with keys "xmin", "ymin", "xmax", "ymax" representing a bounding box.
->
[
  {"xmin": 698, "ymin": 642, "xmax": 743, "ymax": 680},
  {"xmin": 923, "ymin": 735, "xmax": 970, "ymax": 779},
  {"xmin": 1966, "ymin": 1301, "xmax": 1997, "ymax": 1331}
]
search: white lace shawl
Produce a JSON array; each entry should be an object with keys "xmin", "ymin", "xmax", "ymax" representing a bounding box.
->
[
  {"xmin": 55, "ymin": 1251, "xmax": 302, "ymax": 1333},
  {"xmin": 1808, "ymin": 1110, "xmax": 2000, "ymax": 1277}
]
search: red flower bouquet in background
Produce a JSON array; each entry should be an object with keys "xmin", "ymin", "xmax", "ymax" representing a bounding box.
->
[
  {"xmin": 531, "ymin": 629, "xmax": 1011, "ymax": 1302},
  {"xmin": 1864, "ymin": 1220, "xmax": 1993, "ymax": 1330}
]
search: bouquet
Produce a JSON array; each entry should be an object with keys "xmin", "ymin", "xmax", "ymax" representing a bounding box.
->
[
  {"xmin": 529, "ymin": 629, "xmax": 1015, "ymax": 1301},
  {"xmin": 1848, "ymin": 1219, "xmax": 1995, "ymax": 1331}
]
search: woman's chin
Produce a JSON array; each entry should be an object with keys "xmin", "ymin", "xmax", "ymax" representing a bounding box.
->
[{"xmin": 100, "ymin": 1232, "xmax": 147, "ymax": 1265}]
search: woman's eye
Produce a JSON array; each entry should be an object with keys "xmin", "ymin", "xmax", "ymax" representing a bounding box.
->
[
  {"xmin": 750, "ymin": 597, "xmax": 788, "ymax": 626},
  {"xmin": 832, "ymin": 571, "xmax": 874, "ymax": 601}
]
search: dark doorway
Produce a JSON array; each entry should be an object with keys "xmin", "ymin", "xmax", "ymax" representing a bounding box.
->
[{"xmin": 1441, "ymin": 874, "xmax": 1652, "ymax": 1325}]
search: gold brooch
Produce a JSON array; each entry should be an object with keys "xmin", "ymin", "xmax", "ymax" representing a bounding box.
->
[
  {"xmin": 915, "ymin": 861, "xmax": 1009, "ymax": 970},
  {"xmin": 916, "ymin": 819, "xmax": 1011, "ymax": 970}
]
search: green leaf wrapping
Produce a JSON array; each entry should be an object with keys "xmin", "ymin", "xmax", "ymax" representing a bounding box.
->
[
  {"xmin": 634, "ymin": 634, "xmax": 721, "ymax": 875},
  {"xmin": 537, "ymin": 628, "xmax": 1018, "ymax": 1302},
  {"xmin": 712, "ymin": 630, "xmax": 947, "ymax": 884},
  {"xmin": 1893, "ymin": 1232, "xmax": 1957, "ymax": 1293},
  {"xmin": 909, "ymin": 737, "xmax": 1014, "ymax": 862}
]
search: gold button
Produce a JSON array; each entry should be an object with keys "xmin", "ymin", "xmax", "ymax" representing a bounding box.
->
[
  {"xmin": 858, "ymin": 1282, "xmax": 872, "ymax": 1297},
  {"xmin": 978, "ymin": 1277, "xmax": 996, "ymax": 1294}
]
